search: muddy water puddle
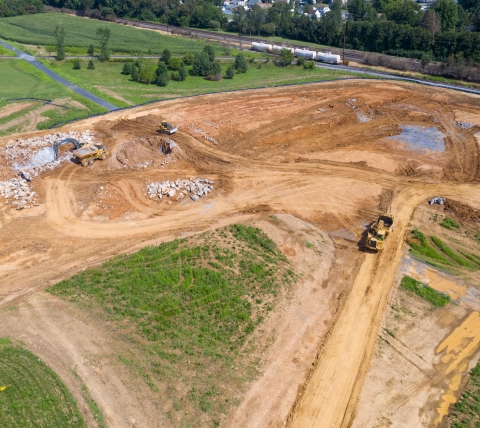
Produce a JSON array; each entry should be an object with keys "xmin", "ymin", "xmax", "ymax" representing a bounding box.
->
[{"xmin": 388, "ymin": 125, "xmax": 446, "ymax": 152}]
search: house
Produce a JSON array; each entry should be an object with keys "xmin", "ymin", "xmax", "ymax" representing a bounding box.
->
[
  {"xmin": 307, "ymin": 8, "xmax": 322, "ymax": 18},
  {"xmin": 317, "ymin": 5, "xmax": 330, "ymax": 16},
  {"xmin": 246, "ymin": 0, "xmax": 262, "ymax": 7},
  {"xmin": 257, "ymin": 1, "xmax": 273, "ymax": 7}
]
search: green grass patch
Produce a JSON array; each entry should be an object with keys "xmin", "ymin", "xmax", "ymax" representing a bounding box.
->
[
  {"xmin": 446, "ymin": 362, "xmax": 480, "ymax": 428},
  {"xmin": 0, "ymin": 59, "xmax": 106, "ymax": 135},
  {"xmin": 458, "ymin": 251, "xmax": 480, "ymax": 267},
  {"xmin": 41, "ymin": 58, "xmax": 354, "ymax": 106},
  {"xmin": 431, "ymin": 236, "xmax": 477, "ymax": 270},
  {"xmin": 408, "ymin": 229, "xmax": 451, "ymax": 266},
  {"xmin": 0, "ymin": 338, "xmax": 85, "ymax": 427},
  {"xmin": 0, "ymin": 45, "xmax": 15, "ymax": 56},
  {"xmin": 0, "ymin": 13, "xmax": 229, "ymax": 55},
  {"xmin": 400, "ymin": 275, "xmax": 450, "ymax": 307},
  {"xmin": 48, "ymin": 225, "xmax": 292, "ymax": 426},
  {"xmin": 441, "ymin": 216, "xmax": 460, "ymax": 230}
]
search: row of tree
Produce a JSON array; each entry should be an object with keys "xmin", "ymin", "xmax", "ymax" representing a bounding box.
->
[
  {"xmin": 53, "ymin": 24, "xmax": 111, "ymax": 60},
  {"xmin": 120, "ymin": 46, "xmax": 248, "ymax": 86}
]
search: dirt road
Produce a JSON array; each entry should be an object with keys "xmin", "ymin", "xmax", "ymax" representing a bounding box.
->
[{"xmin": 0, "ymin": 80, "xmax": 479, "ymax": 427}]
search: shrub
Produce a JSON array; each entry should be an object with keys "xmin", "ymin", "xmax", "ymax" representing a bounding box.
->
[
  {"xmin": 87, "ymin": 44, "xmax": 95, "ymax": 56},
  {"xmin": 138, "ymin": 63, "xmax": 157, "ymax": 84},
  {"xmin": 225, "ymin": 65, "xmax": 235, "ymax": 79},
  {"xmin": 156, "ymin": 74, "xmax": 168, "ymax": 87},
  {"xmin": 168, "ymin": 57, "xmax": 183, "ymax": 71},
  {"xmin": 210, "ymin": 61, "xmax": 222, "ymax": 80},
  {"xmin": 203, "ymin": 44, "xmax": 215, "ymax": 62},
  {"xmin": 304, "ymin": 60, "xmax": 315, "ymax": 70},
  {"xmin": 441, "ymin": 217, "xmax": 460, "ymax": 230},
  {"xmin": 297, "ymin": 57, "xmax": 305, "ymax": 66},
  {"xmin": 278, "ymin": 49, "xmax": 294, "ymax": 66},
  {"xmin": 72, "ymin": 58, "xmax": 81, "ymax": 70},
  {"xmin": 131, "ymin": 66, "xmax": 139, "ymax": 81},
  {"xmin": 192, "ymin": 52, "xmax": 212, "ymax": 76},
  {"xmin": 87, "ymin": 59, "xmax": 95, "ymax": 70},
  {"xmin": 234, "ymin": 53, "xmax": 247, "ymax": 73},
  {"xmin": 179, "ymin": 63, "xmax": 187, "ymax": 81},
  {"xmin": 183, "ymin": 52, "xmax": 195, "ymax": 65},
  {"xmin": 162, "ymin": 48, "xmax": 171, "ymax": 64},
  {"xmin": 122, "ymin": 62, "xmax": 133, "ymax": 75}
]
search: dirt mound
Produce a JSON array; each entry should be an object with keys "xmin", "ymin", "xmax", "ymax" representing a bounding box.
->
[
  {"xmin": 444, "ymin": 199, "xmax": 480, "ymax": 223},
  {"xmin": 114, "ymin": 135, "xmax": 177, "ymax": 168}
]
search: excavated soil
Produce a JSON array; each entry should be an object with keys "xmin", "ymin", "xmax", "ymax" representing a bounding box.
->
[{"xmin": 0, "ymin": 80, "xmax": 480, "ymax": 428}]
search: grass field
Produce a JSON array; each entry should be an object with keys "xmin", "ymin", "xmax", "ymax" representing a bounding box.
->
[
  {"xmin": 0, "ymin": 59, "xmax": 106, "ymax": 135},
  {"xmin": 0, "ymin": 337, "xmax": 86, "ymax": 427},
  {"xmin": 42, "ymin": 58, "xmax": 355, "ymax": 107},
  {"xmin": 400, "ymin": 275, "xmax": 450, "ymax": 307},
  {"xmin": 48, "ymin": 224, "xmax": 294, "ymax": 426},
  {"xmin": 0, "ymin": 13, "xmax": 229, "ymax": 55},
  {"xmin": 0, "ymin": 45, "xmax": 15, "ymax": 56},
  {"xmin": 446, "ymin": 362, "xmax": 480, "ymax": 428}
]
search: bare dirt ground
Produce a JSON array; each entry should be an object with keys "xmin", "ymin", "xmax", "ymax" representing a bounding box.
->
[{"xmin": 1, "ymin": 80, "xmax": 480, "ymax": 427}]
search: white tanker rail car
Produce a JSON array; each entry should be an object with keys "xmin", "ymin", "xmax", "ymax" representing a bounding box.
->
[
  {"xmin": 251, "ymin": 42, "xmax": 273, "ymax": 52},
  {"xmin": 316, "ymin": 51, "xmax": 341, "ymax": 64},
  {"xmin": 294, "ymin": 48, "xmax": 317, "ymax": 60},
  {"xmin": 272, "ymin": 45, "xmax": 295, "ymax": 54}
]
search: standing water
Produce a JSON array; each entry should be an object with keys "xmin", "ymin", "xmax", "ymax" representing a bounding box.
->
[{"xmin": 388, "ymin": 126, "xmax": 446, "ymax": 152}]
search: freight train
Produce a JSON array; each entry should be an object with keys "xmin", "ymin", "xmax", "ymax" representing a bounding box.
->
[{"xmin": 251, "ymin": 42, "xmax": 341, "ymax": 64}]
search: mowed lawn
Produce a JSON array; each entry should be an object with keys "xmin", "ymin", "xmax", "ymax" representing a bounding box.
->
[
  {"xmin": 0, "ymin": 338, "xmax": 86, "ymax": 427},
  {"xmin": 0, "ymin": 13, "xmax": 212, "ymax": 55},
  {"xmin": 0, "ymin": 59, "xmax": 106, "ymax": 133},
  {"xmin": 43, "ymin": 58, "xmax": 353, "ymax": 107}
]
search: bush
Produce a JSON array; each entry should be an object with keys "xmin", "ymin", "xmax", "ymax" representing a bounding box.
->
[
  {"xmin": 183, "ymin": 52, "xmax": 195, "ymax": 65},
  {"xmin": 156, "ymin": 74, "xmax": 168, "ymax": 87},
  {"xmin": 234, "ymin": 53, "xmax": 247, "ymax": 73},
  {"xmin": 225, "ymin": 65, "xmax": 235, "ymax": 79},
  {"xmin": 170, "ymin": 71, "xmax": 180, "ymax": 81},
  {"xmin": 87, "ymin": 44, "xmax": 95, "ymax": 56},
  {"xmin": 297, "ymin": 57, "xmax": 305, "ymax": 66},
  {"xmin": 441, "ymin": 217, "xmax": 460, "ymax": 230},
  {"xmin": 72, "ymin": 58, "xmax": 81, "ymax": 70},
  {"xmin": 278, "ymin": 49, "xmax": 294, "ymax": 66},
  {"xmin": 179, "ymin": 63, "xmax": 187, "ymax": 81},
  {"xmin": 192, "ymin": 52, "xmax": 212, "ymax": 76},
  {"xmin": 138, "ymin": 63, "xmax": 157, "ymax": 84},
  {"xmin": 162, "ymin": 48, "xmax": 171, "ymax": 64},
  {"xmin": 131, "ymin": 66, "xmax": 139, "ymax": 81},
  {"xmin": 168, "ymin": 57, "xmax": 183, "ymax": 71},
  {"xmin": 122, "ymin": 62, "xmax": 133, "ymax": 75},
  {"xmin": 304, "ymin": 60, "xmax": 315, "ymax": 70},
  {"xmin": 210, "ymin": 61, "xmax": 222, "ymax": 80},
  {"xmin": 87, "ymin": 59, "xmax": 95, "ymax": 70},
  {"xmin": 203, "ymin": 44, "xmax": 215, "ymax": 62}
]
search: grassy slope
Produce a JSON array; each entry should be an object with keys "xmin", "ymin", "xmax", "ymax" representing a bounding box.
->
[
  {"xmin": 0, "ymin": 13, "xmax": 215, "ymax": 55},
  {"xmin": 0, "ymin": 59, "xmax": 106, "ymax": 134},
  {"xmin": 48, "ymin": 225, "xmax": 294, "ymax": 426},
  {"xmin": 0, "ymin": 338, "xmax": 85, "ymax": 427},
  {"xmin": 446, "ymin": 363, "xmax": 480, "ymax": 428},
  {"xmin": 43, "ymin": 58, "xmax": 354, "ymax": 107}
]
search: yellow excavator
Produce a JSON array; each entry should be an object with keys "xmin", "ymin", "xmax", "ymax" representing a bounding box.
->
[
  {"xmin": 365, "ymin": 213, "xmax": 394, "ymax": 251},
  {"xmin": 158, "ymin": 121, "xmax": 178, "ymax": 135}
]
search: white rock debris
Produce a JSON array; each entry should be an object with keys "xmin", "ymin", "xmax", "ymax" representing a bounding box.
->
[
  {"xmin": 147, "ymin": 178, "xmax": 214, "ymax": 202},
  {"xmin": 0, "ymin": 178, "xmax": 37, "ymax": 209}
]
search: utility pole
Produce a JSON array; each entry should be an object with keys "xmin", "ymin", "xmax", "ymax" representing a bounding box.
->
[{"xmin": 343, "ymin": 20, "xmax": 346, "ymax": 65}]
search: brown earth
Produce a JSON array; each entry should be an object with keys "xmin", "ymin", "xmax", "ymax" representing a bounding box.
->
[{"xmin": 1, "ymin": 79, "xmax": 480, "ymax": 427}]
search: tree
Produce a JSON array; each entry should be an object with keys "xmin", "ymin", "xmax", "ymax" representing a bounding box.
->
[
  {"xmin": 433, "ymin": 0, "xmax": 459, "ymax": 31},
  {"xmin": 131, "ymin": 66, "xmax": 139, "ymax": 81},
  {"xmin": 192, "ymin": 52, "xmax": 212, "ymax": 76},
  {"xmin": 156, "ymin": 74, "xmax": 168, "ymax": 87},
  {"xmin": 179, "ymin": 63, "xmax": 187, "ymax": 81},
  {"xmin": 365, "ymin": 4, "xmax": 379, "ymax": 21},
  {"xmin": 168, "ymin": 57, "xmax": 183, "ymax": 70},
  {"xmin": 72, "ymin": 58, "xmax": 81, "ymax": 69},
  {"xmin": 87, "ymin": 59, "xmax": 95, "ymax": 70},
  {"xmin": 96, "ymin": 27, "xmax": 111, "ymax": 61},
  {"xmin": 226, "ymin": 65, "xmax": 235, "ymax": 79},
  {"xmin": 139, "ymin": 63, "xmax": 157, "ymax": 84},
  {"xmin": 203, "ymin": 44, "xmax": 215, "ymax": 62},
  {"xmin": 183, "ymin": 52, "xmax": 195, "ymax": 65},
  {"xmin": 348, "ymin": 0, "xmax": 368, "ymax": 21},
  {"xmin": 420, "ymin": 9, "xmax": 442, "ymax": 35},
  {"xmin": 53, "ymin": 26, "xmax": 66, "ymax": 61},
  {"xmin": 458, "ymin": 0, "xmax": 480, "ymax": 13},
  {"xmin": 162, "ymin": 48, "xmax": 171, "ymax": 64},
  {"xmin": 87, "ymin": 44, "xmax": 95, "ymax": 56},
  {"xmin": 211, "ymin": 61, "xmax": 222, "ymax": 76},
  {"xmin": 233, "ymin": 53, "xmax": 247, "ymax": 73},
  {"xmin": 156, "ymin": 60, "xmax": 169, "ymax": 79},
  {"xmin": 122, "ymin": 62, "xmax": 133, "ymax": 75},
  {"xmin": 278, "ymin": 48, "xmax": 294, "ymax": 66},
  {"xmin": 384, "ymin": 0, "xmax": 421, "ymax": 26}
]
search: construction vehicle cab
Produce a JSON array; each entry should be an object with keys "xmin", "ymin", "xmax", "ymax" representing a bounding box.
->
[
  {"xmin": 364, "ymin": 213, "xmax": 394, "ymax": 251},
  {"xmin": 366, "ymin": 229, "xmax": 386, "ymax": 251},
  {"xmin": 73, "ymin": 144, "xmax": 109, "ymax": 167},
  {"xmin": 158, "ymin": 121, "xmax": 178, "ymax": 135}
]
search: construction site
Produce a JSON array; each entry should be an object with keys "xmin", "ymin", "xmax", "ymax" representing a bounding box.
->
[{"xmin": 1, "ymin": 79, "xmax": 480, "ymax": 427}]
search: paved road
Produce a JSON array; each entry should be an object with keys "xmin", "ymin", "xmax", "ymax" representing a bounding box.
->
[{"xmin": 0, "ymin": 39, "xmax": 118, "ymax": 111}]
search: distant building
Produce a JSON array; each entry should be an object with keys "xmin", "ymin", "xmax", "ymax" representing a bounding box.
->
[
  {"xmin": 317, "ymin": 5, "xmax": 330, "ymax": 16},
  {"xmin": 307, "ymin": 8, "xmax": 322, "ymax": 18}
]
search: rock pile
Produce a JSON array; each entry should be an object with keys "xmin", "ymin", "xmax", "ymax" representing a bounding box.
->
[
  {"xmin": 147, "ymin": 178, "xmax": 214, "ymax": 202},
  {"xmin": 0, "ymin": 178, "xmax": 37, "ymax": 209},
  {"xmin": 6, "ymin": 130, "xmax": 96, "ymax": 179}
]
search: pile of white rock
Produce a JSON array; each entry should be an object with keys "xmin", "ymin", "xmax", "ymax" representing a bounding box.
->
[
  {"xmin": 5, "ymin": 131, "xmax": 96, "ymax": 177},
  {"xmin": 0, "ymin": 178, "xmax": 37, "ymax": 209},
  {"xmin": 147, "ymin": 178, "xmax": 214, "ymax": 202}
]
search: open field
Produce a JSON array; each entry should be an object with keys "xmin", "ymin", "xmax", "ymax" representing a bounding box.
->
[
  {"xmin": 0, "ymin": 80, "xmax": 479, "ymax": 427},
  {"xmin": 0, "ymin": 337, "xmax": 86, "ymax": 426},
  {"xmin": 0, "ymin": 13, "xmax": 236, "ymax": 55},
  {"xmin": 42, "ymin": 58, "xmax": 355, "ymax": 107},
  {"xmin": 0, "ymin": 59, "xmax": 106, "ymax": 135}
]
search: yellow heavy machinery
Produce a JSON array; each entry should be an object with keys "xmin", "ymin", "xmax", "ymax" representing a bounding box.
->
[
  {"xmin": 158, "ymin": 121, "xmax": 178, "ymax": 135},
  {"xmin": 72, "ymin": 143, "xmax": 109, "ymax": 167},
  {"xmin": 365, "ymin": 213, "xmax": 394, "ymax": 251}
]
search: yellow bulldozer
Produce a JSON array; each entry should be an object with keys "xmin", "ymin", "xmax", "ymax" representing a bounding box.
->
[
  {"xmin": 157, "ymin": 121, "xmax": 178, "ymax": 135},
  {"xmin": 365, "ymin": 213, "xmax": 394, "ymax": 251}
]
